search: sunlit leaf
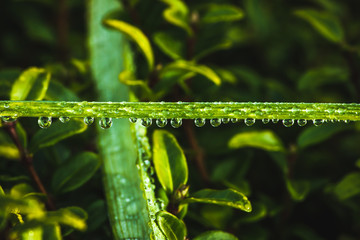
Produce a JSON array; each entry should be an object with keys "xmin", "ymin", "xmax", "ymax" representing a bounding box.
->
[
  {"xmin": 297, "ymin": 123, "xmax": 350, "ymax": 149},
  {"xmin": 160, "ymin": 0, "xmax": 192, "ymax": 36},
  {"xmin": 118, "ymin": 70, "xmax": 152, "ymax": 96},
  {"xmin": 229, "ymin": 130, "xmax": 285, "ymax": 152},
  {"xmin": 52, "ymin": 152, "xmax": 100, "ymax": 194},
  {"xmin": 104, "ymin": 19, "xmax": 154, "ymax": 70},
  {"xmin": 334, "ymin": 172, "xmax": 360, "ymax": 200},
  {"xmin": 161, "ymin": 60, "xmax": 221, "ymax": 86},
  {"xmin": 202, "ymin": 4, "xmax": 244, "ymax": 23},
  {"xmin": 156, "ymin": 211, "xmax": 187, "ymax": 240},
  {"xmin": 29, "ymin": 119, "xmax": 87, "ymax": 153},
  {"xmin": 183, "ymin": 188, "xmax": 252, "ymax": 212},
  {"xmin": 10, "ymin": 67, "xmax": 51, "ymax": 101},
  {"xmin": 194, "ymin": 230, "xmax": 238, "ymax": 240},
  {"xmin": 153, "ymin": 31, "xmax": 184, "ymax": 60},
  {"xmin": 294, "ymin": 9, "xmax": 344, "ymax": 43},
  {"xmin": 286, "ymin": 179, "xmax": 310, "ymax": 201},
  {"xmin": 153, "ymin": 130, "xmax": 188, "ymax": 194},
  {"xmin": 10, "ymin": 183, "xmax": 34, "ymax": 198},
  {"xmin": 0, "ymin": 145, "xmax": 19, "ymax": 160}
]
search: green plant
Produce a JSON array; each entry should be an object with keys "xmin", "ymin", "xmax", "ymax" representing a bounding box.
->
[{"xmin": 1, "ymin": 0, "xmax": 360, "ymax": 239}]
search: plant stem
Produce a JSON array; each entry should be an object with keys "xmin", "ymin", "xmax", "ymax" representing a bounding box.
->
[
  {"xmin": 1, "ymin": 101, "xmax": 360, "ymax": 121},
  {"xmin": 4, "ymin": 122, "xmax": 56, "ymax": 211}
]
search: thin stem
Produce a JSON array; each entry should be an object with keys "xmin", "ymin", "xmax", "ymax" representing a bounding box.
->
[
  {"xmin": 4, "ymin": 122, "xmax": 56, "ymax": 211},
  {"xmin": 0, "ymin": 101, "xmax": 360, "ymax": 121}
]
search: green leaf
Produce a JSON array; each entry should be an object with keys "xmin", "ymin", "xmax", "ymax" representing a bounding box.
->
[
  {"xmin": 29, "ymin": 119, "xmax": 87, "ymax": 153},
  {"xmin": 156, "ymin": 211, "xmax": 187, "ymax": 240},
  {"xmin": 161, "ymin": 60, "xmax": 221, "ymax": 86},
  {"xmin": 334, "ymin": 172, "xmax": 360, "ymax": 200},
  {"xmin": 236, "ymin": 202, "xmax": 267, "ymax": 223},
  {"xmin": 193, "ymin": 41, "xmax": 232, "ymax": 62},
  {"xmin": 194, "ymin": 230, "xmax": 238, "ymax": 240},
  {"xmin": 104, "ymin": 19, "xmax": 154, "ymax": 70},
  {"xmin": 228, "ymin": 130, "xmax": 285, "ymax": 152},
  {"xmin": 286, "ymin": 179, "xmax": 310, "ymax": 201},
  {"xmin": 10, "ymin": 67, "xmax": 51, "ymax": 101},
  {"xmin": 160, "ymin": 0, "xmax": 192, "ymax": 36},
  {"xmin": 202, "ymin": 4, "xmax": 244, "ymax": 23},
  {"xmin": 118, "ymin": 70, "xmax": 152, "ymax": 96},
  {"xmin": 51, "ymin": 152, "xmax": 100, "ymax": 194},
  {"xmin": 297, "ymin": 123, "xmax": 350, "ymax": 149},
  {"xmin": 15, "ymin": 122, "xmax": 27, "ymax": 150},
  {"xmin": 10, "ymin": 183, "xmax": 34, "ymax": 198},
  {"xmin": 0, "ymin": 144, "xmax": 20, "ymax": 160},
  {"xmin": 153, "ymin": 130, "xmax": 188, "ymax": 193},
  {"xmin": 153, "ymin": 31, "xmax": 184, "ymax": 60},
  {"xmin": 45, "ymin": 80, "xmax": 80, "ymax": 101},
  {"xmin": 87, "ymin": 200, "xmax": 107, "ymax": 231},
  {"xmin": 42, "ymin": 224, "xmax": 62, "ymax": 240},
  {"xmin": 297, "ymin": 66, "xmax": 348, "ymax": 91},
  {"xmin": 294, "ymin": 9, "xmax": 344, "ymax": 43},
  {"xmin": 183, "ymin": 188, "xmax": 252, "ymax": 212}
]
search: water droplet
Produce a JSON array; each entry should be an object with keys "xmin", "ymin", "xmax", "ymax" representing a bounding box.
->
[
  {"xmin": 59, "ymin": 116, "xmax": 70, "ymax": 123},
  {"xmin": 84, "ymin": 117, "xmax": 94, "ymax": 125},
  {"xmin": 231, "ymin": 118, "xmax": 239, "ymax": 123},
  {"xmin": 99, "ymin": 118, "xmax": 113, "ymax": 129},
  {"xmin": 244, "ymin": 118, "xmax": 255, "ymax": 126},
  {"xmin": 210, "ymin": 118, "xmax": 221, "ymax": 127},
  {"xmin": 141, "ymin": 118, "xmax": 152, "ymax": 127},
  {"xmin": 344, "ymin": 120, "xmax": 350, "ymax": 124},
  {"xmin": 272, "ymin": 119, "xmax": 279, "ymax": 123},
  {"xmin": 1, "ymin": 116, "xmax": 16, "ymax": 122},
  {"xmin": 38, "ymin": 117, "xmax": 52, "ymax": 129},
  {"xmin": 156, "ymin": 118, "xmax": 167, "ymax": 128},
  {"xmin": 282, "ymin": 119, "xmax": 294, "ymax": 127},
  {"xmin": 262, "ymin": 118, "xmax": 269, "ymax": 124},
  {"xmin": 313, "ymin": 119, "xmax": 324, "ymax": 127},
  {"xmin": 129, "ymin": 117, "xmax": 137, "ymax": 123},
  {"xmin": 170, "ymin": 118, "xmax": 182, "ymax": 128},
  {"xmin": 222, "ymin": 118, "xmax": 230, "ymax": 124},
  {"xmin": 297, "ymin": 119, "xmax": 307, "ymax": 127},
  {"xmin": 194, "ymin": 118, "xmax": 206, "ymax": 127},
  {"xmin": 3, "ymin": 103, "xmax": 9, "ymax": 108}
]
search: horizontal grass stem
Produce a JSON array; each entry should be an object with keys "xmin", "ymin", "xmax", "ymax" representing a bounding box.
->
[{"xmin": 1, "ymin": 101, "xmax": 360, "ymax": 121}]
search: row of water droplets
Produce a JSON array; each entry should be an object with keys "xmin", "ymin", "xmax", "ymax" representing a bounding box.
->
[{"xmin": 0, "ymin": 116, "xmax": 351, "ymax": 129}]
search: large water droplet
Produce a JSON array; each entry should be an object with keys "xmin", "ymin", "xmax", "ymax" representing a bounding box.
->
[
  {"xmin": 3, "ymin": 103, "xmax": 9, "ymax": 108},
  {"xmin": 313, "ymin": 119, "xmax": 324, "ymax": 127},
  {"xmin": 99, "ymin": 118, "xmax": 113, "ymax": 129},
  {"xmin": 244, "ymin": 118, "xmax": 255, "ymax": 126},
  {"xmin": 210, "ymin": 118, "xmax": 221, "ymax": 127},
  {"xmin": 282, "ymin": 119, "xmax": 294, "ymax": 127},
  {"xmin": 231, "ymin": 118, "xmax": 239, "ymax": 123},
  {"xmin": 170, "ymin": 118, "xmax": 182, "ymax": 128},
  {"xmin": 84, "ymin": 117, "xmax": 94, "ymax": 125},
  {"xmin": 156, "ymin": 118, "xmax": 167, "ymax": 128},
  {"xmin": 262, "ymin": 118, "xmax": 269, "ymax": 124},
  {"xmin": 141, "ymin": 118, "xmax": 152, "ymax": 127},
  {"xmin": 272, "ymin": 119, "xmax": 279, "ymax": 123},
  {"xmin": 194, "ymin": 118, "xmax": 205, "ymax": 127},
  {"xmin": 59, "ymin": 116, "xmax": 70, "ymax": 123},
  {"xmin": 344, "ymin": 120, "xmax": 350, "ymax": 124},
  {"xmin": 297, "ymin": 119, "xmax": 307, "ymax": 127},
  {"xmin": 38, "ymin": 117, "xmax": 52, "ymax": 129},
  {"xmin": 129, "ymin": 117, "xmax": 137, "ymax": 123},
  {"xmin": 222, "ymin": 118, "xmax": 230, "ymax": 124},
  {"xmin": 1, "ymin": 116, "xmax": 17, "ymax": 123}
]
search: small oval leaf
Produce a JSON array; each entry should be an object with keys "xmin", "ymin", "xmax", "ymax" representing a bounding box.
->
[
  {"xmin": 153, "ymin": 130, "xmax": 188, "ymax": 194},
  {"xmin": 156, "ymin": 211, "xmax": 187, "ymax": 240},
  {"xmin": 183, "ymin": 188, "xmax": 252, "ymax": 212},
  {"xmin": 161, "ymin": 60, "xmax": 221, "ymax": 86},
  {"xmin": 104, "ymin": 19, "xmax": 154, "ymax": 70},
  {"xmin": 334, "ymin": 172, "xmax": 360, "ymax": 200},
  {"xmin": 285, "ymin": 179, "xmax": 310, "ymax": 201},
  {"xmin": 194, "ymin": 230, "xmax": 238, "ymax": 240},
  {"xmin": 229, "ymin": 130, "xmax": 284, "ymax": 152},
  {"xmin": 10, "ymin": 67, "xmax": 51, "ymax": 101},
  {"xmin": 153, "ymin": 31, "xmax": 184, "ymax": 60},
  {"xmin": 294, "ymin": 9, "xmax": 344, "ymax": 43},
  {"xmin": 202, "ymin": 4, "xmax": 244, "ymax": 23},
  {"xmin": 29, "ymin": 119, "xmax": 87, "ymax": 153},
  {"xmin": 52, "ymin": 152, "xmax": 100, "ymax": 194},
  {"xmin": 160, "ymin": 0, "xmax": 192, "ymax": 35}
]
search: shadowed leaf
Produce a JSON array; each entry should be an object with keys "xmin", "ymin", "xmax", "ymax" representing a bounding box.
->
[
  {"xmin": 156, "ymin": 211, "xmax": 187, "ymax": 240},
  {"xmin": 194, "ymin": 230, "xmax": 238, "ymax": 240}
]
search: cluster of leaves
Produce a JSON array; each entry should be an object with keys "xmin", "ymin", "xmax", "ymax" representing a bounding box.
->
[{"xmin": 1, "ymin": 0, "xmax": 360, "ymax": 239}]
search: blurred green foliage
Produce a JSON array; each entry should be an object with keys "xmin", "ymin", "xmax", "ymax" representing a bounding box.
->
[{"xmin": 1, "ymin": 0, "xmax": 360, "ymax": 239}]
